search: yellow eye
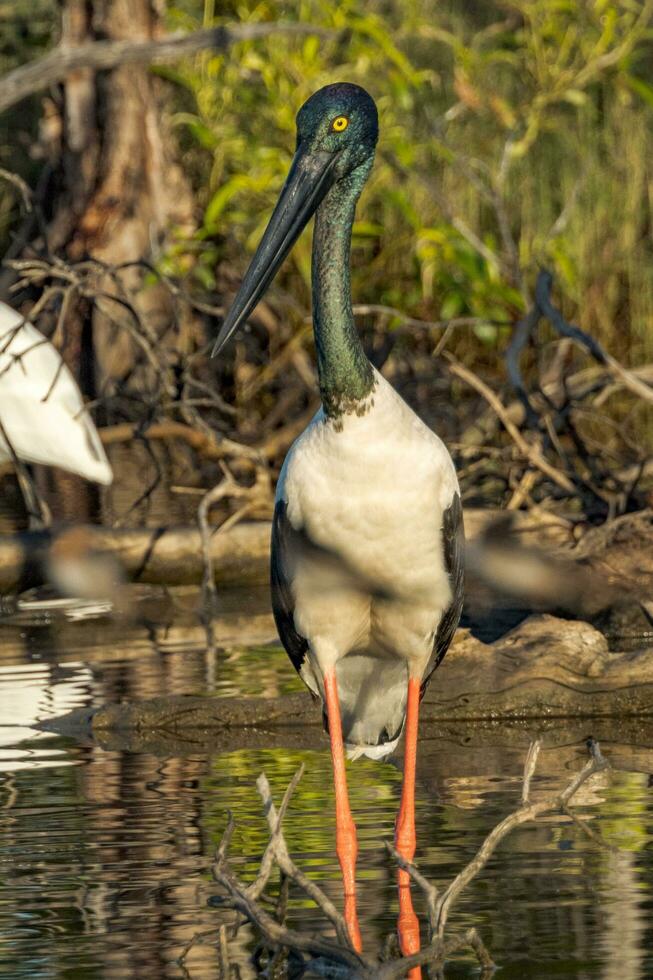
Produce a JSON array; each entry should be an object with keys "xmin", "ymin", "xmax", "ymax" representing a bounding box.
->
[{"xmin": 332, "ymin": 116, "xmax": 349, "ymax": 133}]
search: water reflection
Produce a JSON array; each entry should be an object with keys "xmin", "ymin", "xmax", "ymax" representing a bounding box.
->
[
  {"xmin": 0, "ymin": 592, "xmax": 652, "ymax": 978},
  {"xmin": 0, "ymin": 660, "xmax": 93, "ymax": 770}
]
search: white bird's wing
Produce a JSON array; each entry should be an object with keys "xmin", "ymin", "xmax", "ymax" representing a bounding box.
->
[{"xmin": 0, "ymin": 302, "xmax": 113, "ymax": 485}]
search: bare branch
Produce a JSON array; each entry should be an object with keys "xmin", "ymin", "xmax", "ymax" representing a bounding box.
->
[
  {"xmin": 194, "ymin": 740, "xmax": 615, "ymax": 979},
  {"xmin": 0, "ymin": 23, "xmax": 332, "ymax": 116},
  {"xmin": 99, "ymin": 419, "xmax": 262, "ymax": 463},
  {"xmin": 504, "ymin": 306, "xmax": 541, "ymax": 425},
  {"xmin": 0, "ymin": 415, "xmax": 51, "ymax": 529},
  {"xmin": 384, "ymin": 841, "xmax": 439, "ymax": 930},
  {"xmin": 350, "ymin": 305, "xmax": 497, "ymax": 332},
  {"xmin": 255, "ymin": 770, "xmax": 353, "ymax": 948}
]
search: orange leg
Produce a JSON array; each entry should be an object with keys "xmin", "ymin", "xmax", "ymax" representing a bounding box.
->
[
  {"xmin": 395, "ymin": 676, "xmax": 422, "ymax": 978},
  {"xmin": 323, "ymin": 668, "xmax": 362, "ymax": 953}
]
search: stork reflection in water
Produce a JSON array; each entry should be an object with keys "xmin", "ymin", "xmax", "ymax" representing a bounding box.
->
[{"xmin": 213, "ymin": 84, "xmax": 464, "ymax": 965}]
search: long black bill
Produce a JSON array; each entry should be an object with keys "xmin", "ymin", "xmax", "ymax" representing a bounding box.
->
[{"xmin": 212, "ymin": 147, "xmax": 340, "ymax": 357}]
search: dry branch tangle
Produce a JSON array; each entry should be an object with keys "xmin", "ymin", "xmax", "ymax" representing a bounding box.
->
[{"xmin": 185, "ymin": 739, "xmax": 611, "ymax": 978}]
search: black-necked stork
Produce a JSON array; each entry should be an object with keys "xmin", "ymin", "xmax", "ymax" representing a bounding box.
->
[{"xmin": 213, "ymin": 83, "xmax": 464, "ymax": 962}]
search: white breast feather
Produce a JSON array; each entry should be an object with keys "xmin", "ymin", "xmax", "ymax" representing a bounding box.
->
[{"xmin": 276, "ymin": 369, "xmax": 459, "ymax": 670}]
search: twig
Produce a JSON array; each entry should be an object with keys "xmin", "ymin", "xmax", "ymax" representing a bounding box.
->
[
  {"xmin": 521, "ymin": 738, "xmax": 541, "ymax": 804},
  {"xmin": 350, "ymin": 305, "xmax": 498, "ymax": 333},
  {"xmin": 255, "ymin": 770, "xmax": 353, "ymax": 947},
  {"xmin": 504, "ymin": 306, "xmax": 541, "ymax": 426},
  {"xmin": 384, "ymin": 841, "xmax": 439, "ymax": 930},
  {"xmin": 0, "ymin": 415, "xmax": 51, "ymax": 528},
  {"xmin": 217, "ymin": 924, "xmax": 231, "ymax": 978},
  {"xmin": 0, "ymin": 167, "xmax": 33, "ymax": 212},
  {"xmin": 197, "ymin": 468, "xmax": 237, "ymax": 601},
  {"xmin": 197, "ymin": 464, "xmax": 271, "ymax": 600},
  {"xmin": 99, "ymin": 419, "xmax": 261, "ymax": 463}
]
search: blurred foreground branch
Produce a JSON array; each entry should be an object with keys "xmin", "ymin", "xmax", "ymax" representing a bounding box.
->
[{"xmin": 180, "ymin": 738, "xmax": 610, "ymax": 978}]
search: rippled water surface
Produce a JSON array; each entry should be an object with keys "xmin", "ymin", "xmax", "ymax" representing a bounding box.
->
[{"xmin": 1, "ymin": 589, "xmax": 652, "ymax": 979}]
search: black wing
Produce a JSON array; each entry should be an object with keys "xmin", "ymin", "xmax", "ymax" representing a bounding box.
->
[
  {"xmin": 421, "ymin": 491, "xmax": 465, "ymax": 697},
  {"xmin": 270, "ymin": 500, "xmax": 309, "ymax": 675}
]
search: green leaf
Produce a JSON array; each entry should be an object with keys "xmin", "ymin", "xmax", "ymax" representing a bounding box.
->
[{"xmin": 624, "ymin": 74, "xmax": 653, "ymax": 109}]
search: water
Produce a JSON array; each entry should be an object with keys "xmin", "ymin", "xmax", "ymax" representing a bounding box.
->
[{"xmin": 1, "ymin": 589, "xmax": 653, "ymax": 979}]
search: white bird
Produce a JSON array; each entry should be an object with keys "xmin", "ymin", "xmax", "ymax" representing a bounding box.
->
[
  {"xmin": 0, "ymin": 299, "xmax": 112, "ymax": 487},
  {"xmin": 213, "ymin": 83, "xmax": 464, "ymax": 965}
]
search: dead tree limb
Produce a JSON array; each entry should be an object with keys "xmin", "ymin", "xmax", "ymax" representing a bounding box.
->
[
  {"xmin": 499, "ymin": 268, "xmax": 653, "ymax": 514},
  {"xmin": 506, "ymin": 269, "xmax": 653, "ymax": 417},
  {"xmin": 445, "ymin": 353, "xmax": 576, "ymax": 494},
  {"xmin": 0, "ymin": 23, "xmax": 332, "ymax": 116},
  {"xmin": 535, "ymin": 270, "xmax": 653, "ymax": 407}
]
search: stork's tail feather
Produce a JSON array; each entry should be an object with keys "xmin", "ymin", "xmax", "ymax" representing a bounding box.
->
[{"xmin": 346, "ymin": 735, "xmax": 402, "ymax": 762}]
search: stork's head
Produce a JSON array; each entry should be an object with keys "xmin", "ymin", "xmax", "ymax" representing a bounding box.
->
[
  {"xmin": 295, "ymin": 82, "xmax": 379, "ymax": 176},
  {"xmin": 212, "ymin": 83, "xmax": 378, "ymax": 356}
]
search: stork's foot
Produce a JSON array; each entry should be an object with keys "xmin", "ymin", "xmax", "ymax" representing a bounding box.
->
[
  {"xmin": 398, "ymin": 871, "xmax": 421, "ymax": 960},
  {"xmin": 344, "ymin": 893, "xmax": 362, "ymax": 954}
]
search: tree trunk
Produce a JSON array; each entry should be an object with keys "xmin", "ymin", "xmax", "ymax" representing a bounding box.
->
[{"xmin": 42, "ymin": 0, "xmax": 195, "ymax": 520}]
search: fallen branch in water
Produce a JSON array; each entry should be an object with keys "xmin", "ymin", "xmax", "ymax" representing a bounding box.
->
[{"xmin": 179, "ymin": 737, "xmax": 611, "ymax": 978}]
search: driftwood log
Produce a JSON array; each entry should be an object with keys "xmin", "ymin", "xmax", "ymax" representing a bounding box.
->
[
  {"xmin": 21, "ymin": 507, "xmax": 653, "ymax": 747},
  {"xmin": 44, "ymin": 613, "xmax": 653, "ymax": 752}
]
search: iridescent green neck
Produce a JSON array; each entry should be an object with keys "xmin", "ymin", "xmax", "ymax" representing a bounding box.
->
[{"xmin": 312, "ymin": 159, "xmax": 374, "ymax": 420}]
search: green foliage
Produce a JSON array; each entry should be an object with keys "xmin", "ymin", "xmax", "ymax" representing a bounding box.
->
[
  {"xmin": 1, "ymin": 0, "xmax": 652, "ymax": 363},
  {"xmin": 161, "ymin": 0, "xmax": 653, "ymax": 361}
]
